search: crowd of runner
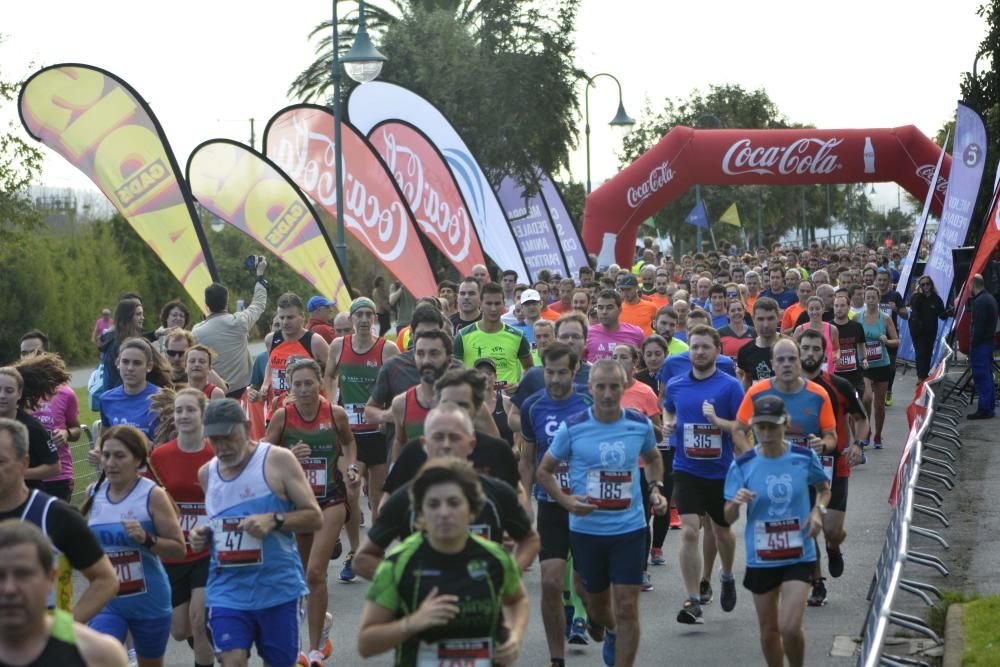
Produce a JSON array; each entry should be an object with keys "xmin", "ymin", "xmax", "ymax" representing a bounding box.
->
[{"xmin": 0, "ymin": 238, "xmax": 926, "ymax": 666}]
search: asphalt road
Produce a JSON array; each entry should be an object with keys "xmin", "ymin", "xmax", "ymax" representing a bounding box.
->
[{"xmin": 72, "ymin": 368, "xmax": 920, "ymax": 666}]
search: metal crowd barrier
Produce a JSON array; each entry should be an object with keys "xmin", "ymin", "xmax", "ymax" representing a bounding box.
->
[{"xmin": 858, "ymin": 343, "xmax": 962, "ymax": 667}]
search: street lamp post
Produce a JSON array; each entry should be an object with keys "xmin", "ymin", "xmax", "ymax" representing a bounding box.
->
[
  {"xmin": 331, "ymin": 0, "xmax": 387, "ymax": 271},
  {"xmin": 583, "ymin": 72, "xmax": 634, "ymax": 195}
]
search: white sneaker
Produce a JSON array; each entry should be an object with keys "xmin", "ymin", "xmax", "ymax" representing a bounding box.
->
[
  {"xmin": 307, "ymin": 649, "xmax": 326, "ymax": 666},
  {"xmin": 320, "ymin": 612, "xmax": 333, "ymax": 658}
]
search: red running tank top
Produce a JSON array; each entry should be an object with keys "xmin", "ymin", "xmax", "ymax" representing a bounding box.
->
[{"xmin": 148, "ymin": 438, "xmax": 215, "ymax": 564}]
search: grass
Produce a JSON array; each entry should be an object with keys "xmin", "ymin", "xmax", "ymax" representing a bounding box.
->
[
  {"xmin": 926, "ymin": 590, "xmax": 972, "ymax": 636},
  {"xmin": 70, "ymin": 387, "xmax": 101, "ymax": 508},
  {"xmin": 963, "ymin": 596, "xmax": 1000, "ymax": 665}
]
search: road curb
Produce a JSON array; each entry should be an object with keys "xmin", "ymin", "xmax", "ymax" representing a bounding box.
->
[{"xmin": 942, "ymin": 603, "xmax": 964, "ymax": 667}]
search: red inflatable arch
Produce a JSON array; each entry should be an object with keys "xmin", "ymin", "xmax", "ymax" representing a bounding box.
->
[{"xmin": 582, "ymin": 126, "xmax": 952, "ymax": 266}]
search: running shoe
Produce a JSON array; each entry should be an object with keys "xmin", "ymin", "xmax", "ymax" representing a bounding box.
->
[
  {"xmin": 602, "ymin": 629, "xmax": 617, "ymax": 666},
  {"xmin": 807, "ymin": 578, "xmax": 827, "ymax": 607},
  {"xmin": 641, "ymin": 571, "xmax": 653, "ymax": 592},
  {"xmin": 873, "ymin": 435, "xmax": 884, "ymax": 450},
  {"xmin": 884, "ymin": 391, "xmax": 893, "ymax": 406},
  {"xmin": 339, "ymin": 551, "xmax": 356, "ymax": 582},
  {"xmin": 568, "ymin": 617, "xmax": 590, "ymax": 645},
  {"xmin": 720, "ymin": 576, "xmax": 737, "ymax": 612},
  {"xmin": 676, "ymin": 599, "xmax": 704, "ymax": 624},
  {"xmin": 321, "ymin": 612, "xmax": 333, "ymax": 658},
  {"xmin": 650, "ymin": 547, "xmax": 666, "ymax": 566},
  {"xmin": 827, "ymin": 548, "xmax": 845, "ymax": 578},
  {"xmin": 307, "ymin": 649, "xmax": 326, "ymax": 667},
  {"xmin": 699, "ymin": 579, "xmax": 713, "ymax": 605},
  {"xmin": 670, "ymin": 507, "xmax": 682, "ymax": 529}
]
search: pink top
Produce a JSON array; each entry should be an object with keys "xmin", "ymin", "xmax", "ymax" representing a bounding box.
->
[
  {"xmin": 92, "ymin": 316, "xmax": 112, "ymax": 340},
  {"xmin": 32, "ymin": 385, "xmax": 78, "ymax": 481},
  {"xmin": 585, "ymin": 323, "xmax": 646, "ymax": 362}
]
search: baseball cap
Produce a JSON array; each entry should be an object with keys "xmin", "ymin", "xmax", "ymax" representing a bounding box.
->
[
  {"xmin": 350, "ymin": 297, "xmax": 376, "ymax": 314},
  {"xmin": 520, "ymin": 289, "xmax": 542, "ymax": 304},
  {"xmin": 203, "ymin": 399, "xmax": 248, "ymax": 437},
  {"xmin": 618, "ymin": 274, "xmax": 639, "ymax": 288},
  {"xmin": 307, "ymin": 296, "xmax": 336, "ymax": 312},
  {"xmin": 473, "ymin": 357, "xmax": 497, "ymax": 372},
  {"xmin": 750, "ymin": 395, "xmax": 788, "ymax": 425}
]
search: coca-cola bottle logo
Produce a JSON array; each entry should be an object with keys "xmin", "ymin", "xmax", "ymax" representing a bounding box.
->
[
  {"xmin": 376, "ymin": 127, "xmax": 473, "ymax": 264},
  {"xmin": 721, "ymin": 138, "xmax": 843, "ymax": 176},
  {"xmin": 268, "ymin": 113, "xmax": 409, "ymax": 262}
]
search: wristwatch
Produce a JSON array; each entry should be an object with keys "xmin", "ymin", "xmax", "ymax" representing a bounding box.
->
[
  {"xmin": 816, "ymin": 505, "xmax": 828, "ymax": 516},
  {"xmin": 853, "ymin": 440, "xmax": 867, "ymax": 449},
  {"xmin": 273, "ymin": 512, "xmax": 286, "ymax": 531}
]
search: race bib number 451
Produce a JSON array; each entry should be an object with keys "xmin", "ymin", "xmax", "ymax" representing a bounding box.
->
[
  {"xmin": 586, "ymin": 470, "xmax": 632, "ymax": 511},
  {"xmin": 754, "ymin": 518, "xmax": 804, "ymax": 561}
]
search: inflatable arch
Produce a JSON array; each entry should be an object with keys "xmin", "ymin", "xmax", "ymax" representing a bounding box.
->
[{"xmin": 582, "ymin": 126, "xmax": 952, "ymax": 266}]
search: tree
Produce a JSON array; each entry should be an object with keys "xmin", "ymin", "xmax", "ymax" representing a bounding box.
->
[
  {"xmin": 0, "ymin": 39, "xmax": 43, "ymax": 247},
  {"xmin": 288, "ymin": 1, "xmax": 581, "ymax": 186},
  {"xmin": 618, "ymin": 84, "xmax": 885, "ymax": 254},
  {"xmin": 961, "ymin": 1, "xmax": 999, "ymax": 242}
]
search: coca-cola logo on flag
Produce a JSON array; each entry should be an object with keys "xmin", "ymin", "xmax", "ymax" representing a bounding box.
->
[
  {"xmin": 627, "ymin": 161, "xmax": 674, "ymax": 209},
  {"xmin": 268, "ymin": 113, "xmax": 409, "ymax": 262},
  {"xmin": 722, "ymin": 138, "xmax": 843, "ymax": 176},
  {"xmin": 915, "ymin": 164, "xmax": 949, "ymax": 193},
  {"xmin": 372, "ymin": 125, "xmax": 477, "ymax": 265}
]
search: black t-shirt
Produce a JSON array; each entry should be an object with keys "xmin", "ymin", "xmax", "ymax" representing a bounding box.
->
[
  {"xmin": 634, "ymin": 369, "xmax": 658, "ymax": 395},
  {"xmin": 17, "ymin": 411, "xmax": 59, "ymax": 489},
  {"xmin": 369, "ymin": 475, "xmax": 530, "ymax": 548},
  {"xmin": 736, "ymin": 340, "xmax": 775, "ymax": 383},
  {"xmin": 384, "ymin": 432, "xmax": 519, "ymax": 494},
  {"xmin": 0, "ymin": 490, "xmax": 105, "ymax": 570},
  {"xmin": 450, "ymin": 312, "xmax": 482, "ymax": 336},
  {"xmin": 794, "ymin": 309, "xmax": 834, "ymax": 328},
  {"xmin": 879, "ymin": 290, "xmax": 905, "ymax": 330},
  {"xmin": 832, "ymin": 319, "xmax": 866, "ymax": 374}
]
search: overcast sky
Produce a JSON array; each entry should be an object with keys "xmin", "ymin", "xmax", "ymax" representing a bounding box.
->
[{"xmin": 2, "ymin": 0, "xmax": 989, "ymax": 214}]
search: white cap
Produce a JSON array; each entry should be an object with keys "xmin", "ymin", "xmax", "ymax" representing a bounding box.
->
[{"xmin": 520, "ymin": 289, "xmax": 542, "ymax": 304}]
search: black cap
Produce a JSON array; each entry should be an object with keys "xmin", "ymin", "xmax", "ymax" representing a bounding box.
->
[
  {"xmin": 618, "ymin": 274, "xmax": 639, "ymax": 288},
  {"xmin": 203, "ymin": 398, "xmax": 248, "ymax": 437},
  {"xmin": 750, "ymin": 395, "xmax": 788, "ymax": 425},
  {"xmin": 473, "ymin": 357, "xmax": 497, "ymax": 372}
]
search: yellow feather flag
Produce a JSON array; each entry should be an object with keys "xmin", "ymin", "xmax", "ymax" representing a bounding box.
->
[{"xmin": 719, "ymin": 202, "xmax": 741, "ymax": 227}]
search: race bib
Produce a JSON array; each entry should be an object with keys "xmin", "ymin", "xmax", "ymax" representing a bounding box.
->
[
  {"xmin": 586, "ymin": 470, "xmax": 632, "ymax": 511},
  {"xmin": 345, "ymin": 403, "xmax": 368, "ymax": 427},
  {"xmin": 864, "ymin": 341, "xmax": 884, "ymax": 362},
  {"xmin": 109, "ymin": 549, "xmax": 146, "ymax": 596},
  {"xmin": 177, "ymin": 502, "xmax": 207, "ymax": 540},
  {"xmin": 417, "ymin": 638, "xmax": 492, "ymax": 667},
  {"xmin": 683, "ymin": 423, "xmax": 722, "ymax": 460},
  {"xmin": 820, "ymin": 455, "xmax": 835, "ymax": 482},
  {"xmin": 554, "ymin": 462, "xmax": 572, "ymax": 495},
  {"xmin": 837, "ymin": 346, "xmax": 857, "ymax": 372},
  {"xmin": 212, "ymin": 518, "xmax": 262, "ymax": 567},
  {"xmin": 271, "ymin": 367, "xmax": 288, "ymax": 393},
  {"xmin": 301, "ymin": 457, "xmax": 329, "ymax": 497},
  {"xmin": 754, "ymin": 518, "xmax": 804, "ymax": 561}
]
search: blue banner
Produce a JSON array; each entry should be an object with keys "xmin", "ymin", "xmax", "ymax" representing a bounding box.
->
[
  {"xmin": 536, "ymin": 169, "xmax": 589, "ymax": 279},
  {"xmin": 898, "ymin": 104, "xmax": 986, "ymax": 363},
  {"xmin": 496, "ymin": 175, "xmax": 569, "ymax": 283},
  {"xmin": 684, "ymin": 200, "xmax": 709, "ymax": 229}
]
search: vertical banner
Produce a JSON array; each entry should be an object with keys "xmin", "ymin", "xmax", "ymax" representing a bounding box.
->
[
  {"xmin": 536, "ymin": 170, "xmax": 589, "ymax": 279},
  {"xmin": 896, "ymin": 130, "xmax": 949, "ymax": 298},
  {"xmin": 347, "ymin": 82, "xmax": 530, "ymax": 281},
  {"xmin": 18, "ymin": 64, "xmax": 216, "ymax": 312},
  {"xmin": 186, "ymin": 140, "xmax": 352, "ymax": 309},
  {"xmin": 367, "ymin": 120, "xmax": 488, "ymax": 277},
  {"xmin": 264, "ymin": 105, "xmax": 438, "ymax": 300},
  {"xmin": 496, "ymin": 175, "xmax": 569, "ymax": 282}
]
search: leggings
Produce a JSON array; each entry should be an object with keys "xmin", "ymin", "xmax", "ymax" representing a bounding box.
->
[{"xmin": 650, "ymin": 449, "xmax": 675, "ymax": 550}]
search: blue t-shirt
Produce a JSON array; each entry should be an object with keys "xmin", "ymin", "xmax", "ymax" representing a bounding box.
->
[
  {"xmin": 547, "ymin": 408, "xmax": 656, "ymax": 536},
  {"xmin": 656, "ymin": 352, "xmax": 737, "ymax": 395},
  {"xmin": 674, "ymin": 331, "xmax": 688, "ymax": 344},
  {"xmin": 520, "ymin": 387, "xmax": 593, "ymax": 502},
  {"xmin": 511, "ymin": 363, "xmax": 591, "ymax": 408},
  {"xmin": 725, "ymin": 445, "xmax": 827, "ymax": 567},
  {"xmin": 711, "ymin": 312, "xmax": 729, "ymax": 329},
  {"xmin": 99, "ymin": 384, "xmax": 160, "ymax": 442},
  {"xmin": 759, "ymin": 289, "xmax": 798, "ymax": 310},
  {"xmin": 664, "ymin": 370, "xmax": 745, "ymax": 479}
]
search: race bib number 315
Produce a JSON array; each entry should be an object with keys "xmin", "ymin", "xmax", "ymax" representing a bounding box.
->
[{"xmin": 683, "ymin": 423, "xmax": 722, "ymax": 460}]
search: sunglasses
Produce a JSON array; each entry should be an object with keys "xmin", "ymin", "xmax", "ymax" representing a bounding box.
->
[{"xmin": 165, "ymin": 350, "xmax": 185, "ymax": 358}]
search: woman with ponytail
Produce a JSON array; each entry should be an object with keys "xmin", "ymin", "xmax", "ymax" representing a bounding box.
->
[{"xmin": 82, "ymin": 425, "xmax": 184, "ymax": 666}]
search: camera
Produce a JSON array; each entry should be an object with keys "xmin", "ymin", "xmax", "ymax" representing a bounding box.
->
[{"xmin": 245, "ymin": 255, "xmax": 263, "ymax": 272}]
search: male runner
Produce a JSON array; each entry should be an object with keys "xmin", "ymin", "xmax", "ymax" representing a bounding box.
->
[
  {"xmin": 450, "ymin": 277, "xmax": 483, "ymax": 335},
  {"xmin": 831, "ymin": 294, "xmax": 868, "ymax": 397},
  {"xmin": 585, "ymin": 290, "xmax": 645, "ymax": 363},
  {"xmin": 0, "ymin": 419, "xmax": 118, "ymax": 622},
  {"xmin": 662, "ymin": 326, "xmax": 745, "ymax": 624},
  {"xmin": 617, "ymin": 275, "xmax": 657, "ymax": 335},
  {"xmin": 875, "ymin": 269, "xmax": 908, "ymax": 405},
  {"xmin": 453, "ymin": 283, "xmax": 533, "ymax": 387},
  {"xmin": 737, "ymin": 297, "xmax": 781, "ymax": 389},
  {"xmin": 0, "ymin": 521, "xmax": 127, "ymax": 666},
  {"xmin": 510, "ymin": 312, "xmax": 593, "ymax": 413},
  {"xmin": 262, "ymin": 292, "xmax": 330, "ymax": 418},
  {"xmin": 651, "ymin": 306, "xmax": 690, "ymax": 357},
  {"xmin": 324, "ymin": 296, "xmax": 400, "ymax": 574},
  {"xmin": 388, "ymin": 330, "xmax": 453, "ymax": 459},
  {"xmin": 189, "ymin": 399, "xmax": 323, "ymax": 667},
  {"xmin": 519, "ymin": 343, "xmax": 595, "ymax": 663},
  {"xmin": 537, "ymin": 359, "xmax": 667, "ymax": 667}
]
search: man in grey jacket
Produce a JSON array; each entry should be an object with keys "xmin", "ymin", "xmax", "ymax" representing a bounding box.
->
[{"xmin": 192, "ymin": 259, "xmax": 268, "ymax": 398}]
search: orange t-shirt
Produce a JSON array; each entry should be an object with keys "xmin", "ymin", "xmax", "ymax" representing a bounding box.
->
[
  {"xmin": 780, "ymin": 303, "xmax": 805, "ymax": 331},
  {"xmin": 539, "ymin": 307, "xmax": 561, "ymax": 322},
  {"xmin": 620, "ymin": 299, "xmax": 658, "ymax": 335},
  {"xmin": 736, "ymin": 378, "xmax": 836, "ymax": 438},
  {"xmin": 644, "ymin": 293, "xmax": 670, "ymax": 310}
]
